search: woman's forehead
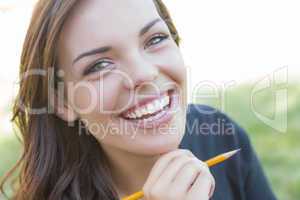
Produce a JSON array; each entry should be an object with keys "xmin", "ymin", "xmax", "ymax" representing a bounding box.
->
[
  {"xmin": 63, "ymin": 0, "xmax": 160, "ymax": 37},
  {"xmin": 58, "ymin": 0, "xmax": 163, "ymax": 66}
]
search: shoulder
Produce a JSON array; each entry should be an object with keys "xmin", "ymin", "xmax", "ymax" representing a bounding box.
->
[{"xmin": 180, "ymin": 104, "xmax": 277, "ymax": 199}]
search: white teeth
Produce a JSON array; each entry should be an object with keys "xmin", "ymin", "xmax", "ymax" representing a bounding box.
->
[
  {"xmin": 123, "ymin": 93, "xmax": 171, "ymax": 119},
  {"xmin": 141, "ymin": 107, "xmax": 148, "ymax": 116},
  {"xmin": 147, "ymin": 103, "xmax": 155, "ymax": 113},
  {"xmin": 154, "ymin": 99, "xmax": 161, "ymax": 109},
  {"xmin": 163, "ymin": 95, "xmax": 169, "ymax": 105},
  {"xmin": 135, "ymin": 110, "xmax": 143, "ymax": 118},
  {"xmin": 129, "ymin": 113, "xmax": 136, "ymax": 118}
]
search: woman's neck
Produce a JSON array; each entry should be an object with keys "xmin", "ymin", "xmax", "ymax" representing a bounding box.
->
[{"xmin": 101, "ymin": 145, "xmax": 161, "ymax": 198}]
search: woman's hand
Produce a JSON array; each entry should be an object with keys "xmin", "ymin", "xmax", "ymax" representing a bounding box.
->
[{"xmin": 142, "ymin": 149, "xmax": 215, "ymax": 200}]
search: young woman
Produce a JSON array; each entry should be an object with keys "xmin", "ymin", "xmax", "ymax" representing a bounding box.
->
[{"xmin": 0, "ymin": 0, "xmax": 277, "ymax": 199}]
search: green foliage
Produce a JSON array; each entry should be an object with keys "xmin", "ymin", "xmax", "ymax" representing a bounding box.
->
[{"xmin": 0, "ymin": 135, "xmax": 21, "ymax": 178}]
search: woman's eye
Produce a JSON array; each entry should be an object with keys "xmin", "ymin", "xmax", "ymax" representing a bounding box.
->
[
  {"xmin": 84, "ymin": 60, "xmax": 113, "ymax": 75},
  {"xmin": 145, "ymin": 34, "xmax": 170, "ymax": 49}
]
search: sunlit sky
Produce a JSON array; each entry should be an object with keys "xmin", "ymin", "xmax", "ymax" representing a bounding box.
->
[
  {"xmin": 0, "ymin": 0, "xmax": 299, "ymax": 134},
  {"xmin": 164, "ymin": 0, "xmax": 300, "ymax": 82}
]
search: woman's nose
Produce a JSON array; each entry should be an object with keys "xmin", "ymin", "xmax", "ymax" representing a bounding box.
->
[{"xmin": 122, "ymin": 56, "xmax": 159, "ymax": 90}]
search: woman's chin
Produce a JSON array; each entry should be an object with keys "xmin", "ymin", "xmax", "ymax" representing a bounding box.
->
[{"xmin": 124, "ymin": 131, "xmax": 185, "ymax": 156}]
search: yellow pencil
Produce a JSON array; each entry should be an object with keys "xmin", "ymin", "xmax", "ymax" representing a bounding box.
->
[{"xmin": 121, "ymin": 149, "xmax": 241, "ymax": 200}]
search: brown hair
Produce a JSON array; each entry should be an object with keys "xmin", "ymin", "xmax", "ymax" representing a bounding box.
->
[{"xmin": 0, "ymin": 0, "xmax": 180, "ymax": 199}]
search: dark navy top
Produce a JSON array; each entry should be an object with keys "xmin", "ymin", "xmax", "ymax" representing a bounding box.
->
[{"xmin": 179, "ymin": 104, "xmax": 277, "ymax": 200}]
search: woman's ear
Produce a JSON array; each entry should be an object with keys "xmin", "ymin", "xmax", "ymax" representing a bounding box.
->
[{"xmin": 50, "ymin": 90, "xmax": 79, "ymax": 122}]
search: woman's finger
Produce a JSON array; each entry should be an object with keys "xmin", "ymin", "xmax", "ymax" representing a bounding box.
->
[
  {"xmin": 143, "ymin": 149, "xmax": 194, "ymax": 197},
  {"xmin": 170, "ymin": 159, "xmax": 205, "ymax": 194},
  {"xmin": 148, "ymin": 156, "xmax": 198, "ymax": 195},
  {"xmin": 186, "ymin": 163, "xmax": 215, "ymax": 200}
]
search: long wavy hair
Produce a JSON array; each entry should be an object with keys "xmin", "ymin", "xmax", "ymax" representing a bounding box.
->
[{"xmin": 0, "ymin": 0, "xmax": 180, "ymax": 199}]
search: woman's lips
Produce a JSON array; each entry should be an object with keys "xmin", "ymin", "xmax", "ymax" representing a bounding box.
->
[
  {"xmin": 119, "ymin": 89, "xmax": 179, "ymax": 129},
  {"xmin": 119, "ymin": 89, "xmax": 172, "ymax": 118}
]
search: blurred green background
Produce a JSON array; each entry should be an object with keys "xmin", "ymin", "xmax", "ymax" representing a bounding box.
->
[{"xmin": 1, "ymin": 82, "xmax": 299, "ymax": 200}]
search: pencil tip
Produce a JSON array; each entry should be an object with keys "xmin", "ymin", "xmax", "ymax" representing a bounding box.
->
[{"xmin": 224, "ymin": 148, "xmax": 241, "ymax": 158}]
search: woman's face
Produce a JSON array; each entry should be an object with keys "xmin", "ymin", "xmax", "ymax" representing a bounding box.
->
[{"xmin": 57, "ymin": 0, "xmax": 187, "ymax": 156}]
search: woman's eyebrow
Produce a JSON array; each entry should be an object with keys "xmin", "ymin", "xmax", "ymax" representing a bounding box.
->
[
  {"xmin": 139, "ymin": 18, "xmax": 162, "ymax": 36},
  {"xmin": 72, "ymin": 46, "xmax": 111, "ymax": 65},
  {"xmin": 72, "ymin": 18, "xmax": 162, "ymax": 65}
]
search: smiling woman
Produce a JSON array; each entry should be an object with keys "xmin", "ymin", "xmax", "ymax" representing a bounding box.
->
[
  {"xmin": 0, "ymin": 0, "xmax": 277, "ymax": 200},
  {"xmin": 0, "ymin": 0, "xmax": 187, "ymax": 199}
]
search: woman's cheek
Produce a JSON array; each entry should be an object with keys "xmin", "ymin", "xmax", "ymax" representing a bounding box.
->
[
  {"xmin": 67, "ymin": 82, "xmax": 96, "ymax": 114},
  {"xmin": 156, "ymin": 45, "xmax": 186, "ymax": 84},
  {"xmin": 68, "ymin": 76, "xmax": 123, "ymax": 115},
  {"xmin": 93, "ymin": 76, "xmax": 123, "ymax": 114}
]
